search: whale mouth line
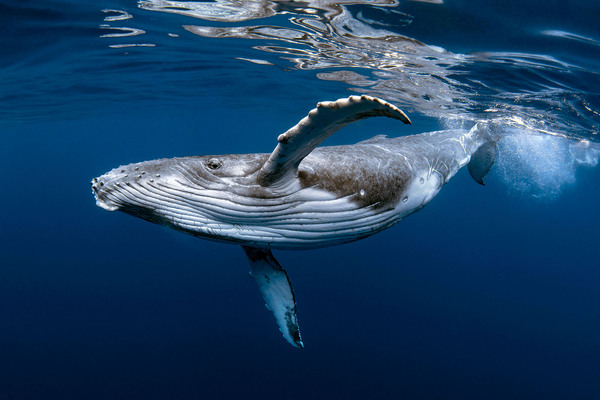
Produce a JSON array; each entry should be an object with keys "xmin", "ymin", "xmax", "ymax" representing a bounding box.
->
[{"xmin": 89, "ymin": 170, "xmax": 396, "ymax": 249}]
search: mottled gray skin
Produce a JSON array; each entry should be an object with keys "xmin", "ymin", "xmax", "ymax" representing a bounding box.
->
[
  {"xmin": 92, "ymin": 128, "xmax": 484, "ymax": 250},
  {"xmin": 299, "ymin": 130, "xmax": 474, "ymax": 209}
]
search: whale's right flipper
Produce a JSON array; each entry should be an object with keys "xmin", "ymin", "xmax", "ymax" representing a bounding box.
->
[
  {"xmin": 468, "ymin": 140, "xmax": 497, "ymax": 185},
  {"xmin": 243, "ymin": 246, "xmax": 303, "ymax": 348},
  {"xmin": 468, "ymin": 123, "xmax": 497, "ymax": 185}
]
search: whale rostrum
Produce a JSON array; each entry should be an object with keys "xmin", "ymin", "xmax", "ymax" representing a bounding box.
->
[{"xmin": 92, "ymin": 95, "xmax": 495, "ymax": 348}]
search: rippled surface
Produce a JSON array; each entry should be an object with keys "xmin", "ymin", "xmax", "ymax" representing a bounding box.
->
[
  {"xmin": 162, "ymin": 0, "xmax": 600, "ymax": 139},
  {"xmin": 3, "ymin": 0, "xmax": 599, "ymax": 140}
]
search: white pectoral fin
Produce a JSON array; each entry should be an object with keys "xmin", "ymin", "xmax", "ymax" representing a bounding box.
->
[
  {"xmin": 257, "ymin": 95, "xmax": 411, "ymax": 186},
  {"xmin": 243, "ymin": 246, "xmax": 304, "ymax": 348}
]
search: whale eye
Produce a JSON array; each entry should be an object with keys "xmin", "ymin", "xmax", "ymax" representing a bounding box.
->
[{"xmin": 206, "ymin": 158, "xmax": 222, "ymax": 170}]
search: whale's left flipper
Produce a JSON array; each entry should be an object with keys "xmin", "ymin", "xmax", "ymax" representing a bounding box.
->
[
  {"xmin": 243, "ymin": 246, "xmax": 303, "ymax": 348},
  {"xmin": 257, "ymin": 95, "xmax": 411, "ymax": 186}
]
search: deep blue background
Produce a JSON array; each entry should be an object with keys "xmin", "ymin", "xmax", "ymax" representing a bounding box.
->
[{"xmin": 1, "ymin": 0, "xmax": 600, "ymax": 399}]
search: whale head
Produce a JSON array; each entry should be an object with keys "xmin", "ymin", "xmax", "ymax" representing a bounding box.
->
[{"xmin": 91, "ymin": 153, "xmax": 280, "ymax": 236}]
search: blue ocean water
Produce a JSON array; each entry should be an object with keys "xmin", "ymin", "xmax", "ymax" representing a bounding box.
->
[{"xmin": 1, "ymin": 0, "xmax": 600, "ymax": 398}]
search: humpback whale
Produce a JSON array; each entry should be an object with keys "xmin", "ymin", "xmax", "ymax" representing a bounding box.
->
[{"xmin": 91, "ymin": 95, "xmax": 495, "ymax": 348}]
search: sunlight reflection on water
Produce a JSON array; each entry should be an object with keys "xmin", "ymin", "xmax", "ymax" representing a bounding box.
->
[{"xmin": 134, "ymin": 0, "xmax": 599, "ymax": 144}]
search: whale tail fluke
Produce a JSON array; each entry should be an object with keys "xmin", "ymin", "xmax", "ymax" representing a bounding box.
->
[{"xmin": 468, "ymin": 123, "xmax": 497, "ymax": 185}]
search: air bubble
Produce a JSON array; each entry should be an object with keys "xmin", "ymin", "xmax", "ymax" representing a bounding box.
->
[{"xmin": 494, "ymin": 131, "xmax": 600, "ymax": 198}]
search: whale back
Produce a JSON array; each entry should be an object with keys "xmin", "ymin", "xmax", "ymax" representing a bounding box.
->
[{"xmin": 298, "ymin": 144, "xmax": 413, "ymax": 210}]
